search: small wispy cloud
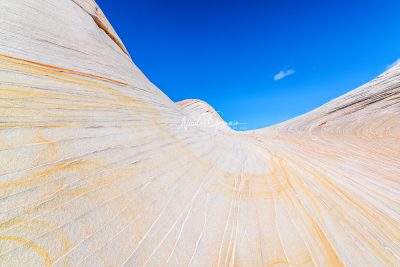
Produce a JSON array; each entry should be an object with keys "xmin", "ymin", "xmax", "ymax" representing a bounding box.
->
[
  {"xmin": 274, "ymin": 68, "xmax": 295, "ymax": 81},
  {"xmin": 386, "ymin": 58, "xmax": 400, "ymax": 70}
]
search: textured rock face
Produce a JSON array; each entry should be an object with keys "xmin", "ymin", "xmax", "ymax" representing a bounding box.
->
[{"xmin": 0, "ymin": 1, "xmax": 399, "ymax": 266}]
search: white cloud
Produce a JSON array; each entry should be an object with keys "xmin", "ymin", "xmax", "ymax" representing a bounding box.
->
[
  {"xmin": 386, "ymin": 58, "xmax": 400, "ymax": 70},
  {"xmin": 274, "ymin": 68, "xmax": 295, "ymax": 81}
]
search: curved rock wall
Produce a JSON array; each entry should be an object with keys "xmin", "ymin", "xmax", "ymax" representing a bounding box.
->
[{"xmin": 0, "ymin": 1, "xmax": 399, "ymax": 266}]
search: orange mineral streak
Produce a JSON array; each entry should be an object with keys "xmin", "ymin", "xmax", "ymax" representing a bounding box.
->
[
  {"xmin": 0, "ymin": 53, "xmax": 128, "ymax": 86},
  {"xmin": 0, "ymin": 236, "xmax": 52, "ymax": 266}
]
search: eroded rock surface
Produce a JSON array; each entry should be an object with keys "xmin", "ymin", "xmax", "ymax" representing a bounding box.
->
[{"xmin": 0, "ymin": 1, "xmax": 399, "ymax": 266}]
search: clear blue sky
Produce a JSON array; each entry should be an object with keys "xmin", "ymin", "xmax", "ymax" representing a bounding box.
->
[{"xmin": 96, "ymin": 0, "xmax": 400, "ymax": 130}]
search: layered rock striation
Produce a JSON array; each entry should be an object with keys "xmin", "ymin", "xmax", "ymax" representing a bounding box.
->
[{"xmin": 0, "ymin": 1, "xmax": 399, "ymax": 266}]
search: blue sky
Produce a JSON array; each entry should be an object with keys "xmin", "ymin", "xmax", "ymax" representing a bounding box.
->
[{"xmin": 97, "ymin": 0, "xmax": 400, "ymax": 130}]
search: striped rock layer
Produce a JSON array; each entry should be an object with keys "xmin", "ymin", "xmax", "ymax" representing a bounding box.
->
[{"xmin": 0, "ymin": 1, "xmax": 399, "ymax": 266}]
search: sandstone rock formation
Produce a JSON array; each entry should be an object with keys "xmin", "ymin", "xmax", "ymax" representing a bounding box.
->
[{"xmin": 0, "ymin": 1, "xmax": 399, "ymax": 266}]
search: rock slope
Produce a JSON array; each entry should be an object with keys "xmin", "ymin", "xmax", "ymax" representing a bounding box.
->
[{"xmin": 0, "ymin": 1, "xmax": 399, "ymax": 266}]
